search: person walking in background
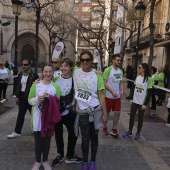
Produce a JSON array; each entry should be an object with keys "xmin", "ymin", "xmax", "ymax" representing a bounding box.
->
[
  {"xmin": 51, "ymin": 58, "xmax": 61, "ymax": 77},
  {"xmin": 28, "ymin": 63, "xmax": 61, "ymax": 170},
  {"xmin": 150, "ymin": 66, "xmax": 159, "ymax": 110},
  {"xmin": 52, "ymin": 58, "xmax": 82, "ymax": 167},
  {"xmin": 125, "ymin": 65, "xmax": 134, "ymax": 100},
  {"xmin": 163, "ymin": 64, "xmax": 170, "ymax": 102},
  {"xmin": 166, "ymin": 97, "xmax": 170, "ymax": 127},
  {"xmin": 73, "ymin": 51, "xmax": 107, "ymax": 170},
  {"xmin": 123, "ymin": 63, "xmax": 152, "ymax": 140},
  {"xmin": 0, "ymin": 59, "xmax": 11, "ymax": 100},
  {"xmin": 157, "ymin": 67, "xmax": 165, "ymax": 106},
  {"xmin": 7, "ymin": 59, "xmax": 39, "ymax": 139},
  {"xmin": 102, "ymin": 54, "xmax": 124, "ymax": 137}
]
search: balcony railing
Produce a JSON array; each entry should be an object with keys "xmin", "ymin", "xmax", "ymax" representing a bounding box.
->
[{"xmin": 130, "ymin": 23, "xmax": 163, "ymax": 47}]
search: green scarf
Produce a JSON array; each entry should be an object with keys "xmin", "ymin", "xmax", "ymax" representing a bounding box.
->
[{"xmin": 22, "ymin": 69, "xmax": 31, "ymax": 76}]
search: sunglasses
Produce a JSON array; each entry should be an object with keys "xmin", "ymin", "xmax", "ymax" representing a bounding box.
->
[
  {"xmin": 21, "ymin": 63, "xmax": 29, "ymax": 66},
  {"xmin": 51, "ymin": 61, "xmax": 59, "ymax": 64},
  {"xmin": 0, "ymin": 64, "xmax": 2, "ymax": 66},
  {"xmin": 138, "ymin": 67, "xmax": 142, "ymax": 69},
  {"xmin": 80, "ymin": 58, "xmax": 91, "ymax": 63}
]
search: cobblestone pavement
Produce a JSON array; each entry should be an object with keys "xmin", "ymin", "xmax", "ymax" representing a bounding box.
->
[{"xmin": 1, "ymin": 84, "xmax": 170, "ymax": 170}]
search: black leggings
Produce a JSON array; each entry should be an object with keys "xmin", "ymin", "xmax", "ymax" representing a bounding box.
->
[
  {"xmin": 129, "ymin": 103, "xmax": 145, "ymax": 134},
  {"xmin": 34, "ymin": 131, "xmax": 51, "ymax": 163},
  {"xmin": 79, "ymin": 114, "xmax": 98, "ymax": 162},
  {"xmin": 0, "ymin": 83, "xmax": 8, "ymax": 98}
]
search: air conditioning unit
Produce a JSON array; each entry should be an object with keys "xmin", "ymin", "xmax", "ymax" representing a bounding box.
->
[{"xmin": 165, "ymin": 22, "xmax": 170, "ymax": 32}]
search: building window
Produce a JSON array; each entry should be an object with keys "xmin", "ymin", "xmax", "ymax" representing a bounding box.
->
[
  {"xmin": 83, "ymin": 0, "xmax": 91, "ymax": 3},
  {"xmin": 82, "ymin": 7, "xmax": 91, "ymax": 12},
  {"xmin": 113, "ymin": 10, "xmax": 117, "ymax": 18},
  {"xmin": 81, "ymin": 16, "xmax": 90, "ymax": 20},
  {"xmin": 74, "ymin": 7, "xmax": 78, "ymax": 11}
]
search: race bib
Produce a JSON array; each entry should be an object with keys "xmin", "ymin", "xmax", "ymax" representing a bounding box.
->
[
  {"xmin": 75, "ymin": 89, "xmax": 92, "ymax": 103},
  {"xmin": 135, "ymin": 86, "xmax": 144, "ymax": 96}
]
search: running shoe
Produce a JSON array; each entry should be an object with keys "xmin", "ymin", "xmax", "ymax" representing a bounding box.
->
[
  {"xmin": 110, "ymin": 129, "xmax": 118, "ymax": 137},
  {"xmin": 52, "ymin": 154, "xmax": 64, "ymax": 166},
  {"xmin": 135, "ymin": 133, "xmax": 140, "ymax": 140},
  {"xmin": 89, "ymin": 161, "xmax": 96, "ymax": 170},
  {"xmin": 81, "ymin": 162, "xmax": 88, "ymax": 170},
  {"xmin": 123, "ymin": 131, "xmax": 132, "ymax": 138},
  {"xmin": 102, "ymin": 128, "xmax": 108, "ymax": 135},
  {"xmin": 65, "ymin": 154, "xmax": 82, "ymax": 164}
]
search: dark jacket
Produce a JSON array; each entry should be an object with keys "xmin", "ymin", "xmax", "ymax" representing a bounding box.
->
[{"xmin": 15, "ymin": 69, "xmax": 39, "ymax": 99}]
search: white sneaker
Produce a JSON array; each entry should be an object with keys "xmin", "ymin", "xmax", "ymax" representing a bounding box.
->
[
  {"xmin": 42, "ymin": 161, "xmax": 52, "ymax": 170},
  {"xmin": 7, "ymin": 132, "xmax": 21, "ymax": 138},
  {"xmin": 31, "ymin": 162, "xmax": 41, "ymax": 170},
  {"xmin": 166, "ymin": 123, "xmax": 170, "ymax": 127}
]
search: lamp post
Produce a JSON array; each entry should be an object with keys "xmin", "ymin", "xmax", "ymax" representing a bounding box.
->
[
  {"xmin": 11, "ymin": 0, "xmax": 23, "ymax": 95},
  {"xmin": 134, "ymin": 1, "xmax": 146, "ymax": 76},
  {"xmin": 108, "ymin": 37, "xmax": 113, "ymax": 66}
]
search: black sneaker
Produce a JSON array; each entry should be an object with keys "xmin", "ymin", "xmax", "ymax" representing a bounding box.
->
[
  {"xmin": 65, "ymin": 154, "xmax": 83, "ymax": 164},
  {"xmin": 52, "ymin": 155, "xmax": 64, "ymax": 166}
]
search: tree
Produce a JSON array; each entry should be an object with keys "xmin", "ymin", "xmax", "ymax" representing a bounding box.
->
[{"xmin": 24, "ymin": 0, "xmax": 65, "ymax": 73}]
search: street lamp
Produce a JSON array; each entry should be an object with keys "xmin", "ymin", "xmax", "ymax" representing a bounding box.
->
[
  {"xmin": 134, "ymin": 1, "xmax": 146, "ymax": 75},
  {"xmin": 108, "ymin": 37, "xmax": 113, "ymax": 65},
  {"xmin": 11, "ymin": 0, "xmax": 23, "ymax": 95}
]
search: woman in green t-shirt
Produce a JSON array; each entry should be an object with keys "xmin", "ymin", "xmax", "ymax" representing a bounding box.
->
[{"xmin": 157, "ymin": 67, "xmax": 165, "ymax": 106}]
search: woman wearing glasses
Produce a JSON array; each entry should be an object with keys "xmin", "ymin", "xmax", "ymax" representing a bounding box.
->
[
  {"xmin": 123, "ymin": 63, "xmax": 152, "ymax": 140},
  {"xmin": 51, "ymin": 58, "xmax": 61, "ymax": 77},
  {"xmin": 73, "ymin": 51, "xmax": 107, "ymax": 170}
]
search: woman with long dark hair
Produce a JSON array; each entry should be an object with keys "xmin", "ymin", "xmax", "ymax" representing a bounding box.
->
[{"xmin": 123, "ymin": 63, "xmax": 152, "ymax": 140}]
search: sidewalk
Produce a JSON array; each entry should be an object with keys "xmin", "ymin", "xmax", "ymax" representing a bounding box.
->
[{"xmin": 0, "ymin": 84, "xmax": 170, "ymax": 170}]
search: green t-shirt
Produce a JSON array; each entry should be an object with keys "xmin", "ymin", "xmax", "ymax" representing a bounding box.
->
[{"xmin": 158, "ymin": 72, "xmax": 165, "ymax": 87}]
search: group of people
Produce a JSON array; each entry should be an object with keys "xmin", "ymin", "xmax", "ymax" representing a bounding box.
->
[{"xmin": 5, "ymin": 51, "xmax": 164, "ymax": 170}]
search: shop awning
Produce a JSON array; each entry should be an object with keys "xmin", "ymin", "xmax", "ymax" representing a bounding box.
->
[{"xmin": 154, "ymin": 40, "xmax": 170, "ymax": 47}]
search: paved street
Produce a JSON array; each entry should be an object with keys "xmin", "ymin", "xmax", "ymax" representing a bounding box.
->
[{"xmin": 1, "ymin": 84, "xmax": 170, "ymax": 170}]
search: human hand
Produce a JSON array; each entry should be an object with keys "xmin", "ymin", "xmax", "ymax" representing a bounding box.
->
[
  {"xmin": 38, "ymin": 95, "xmax": 45, "ymax": 102},
  {"xmin": 16, "ymin": 98, "xmax": 19, "ymax": 105},
  {"xmin": 43, "ymin": 93, "xmax": 49, "ymax": 99},
  {"xmin": 102, "ymin": 113, "xmax": 108, "ymax": 123},
  {"xmin": 130, "ymin": 100, "xmax": 132, "ymax": 106},
  {"xmin": 33, "ymin": 79, "xmax": 40, "ymax": 84},
  {"xmin": 141, "ymin": 105, "xmax": 147, "ymax": 110},
  {"xmin": 112, "ymin": 91, "xmax": 118, "ymax": 98}
]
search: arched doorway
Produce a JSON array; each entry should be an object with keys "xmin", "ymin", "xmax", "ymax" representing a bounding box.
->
[{"xmin": 20, "ymin": 45, "xmax": 35, "ymax": 66}]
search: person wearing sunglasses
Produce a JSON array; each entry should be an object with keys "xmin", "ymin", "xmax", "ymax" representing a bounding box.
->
[
  {"xmin": 51, "ymin": 58, "xmax": 61, "ymax": 77},
  {"xmin": 7, "ymin": 59, "xmax": 39, "ymax": 139},
  {"xmin": 0, "ymin": 59, "xmax": 11, "ymax": 101},
  {"xmin": 73, "ymin": 51, "xmax": 107, "ymax": 170},
  {"xmin": 123, "ymin": 63, "xmax": 152, "ymax": 140}
]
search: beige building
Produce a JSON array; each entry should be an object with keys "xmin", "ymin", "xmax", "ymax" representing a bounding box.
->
[
  {"xmin": 0, "ymin": 0, "xmax": 75, "ymax": 67},
  {"xmin": 124, "ymin": 0, "xmax": 170, "ymax": 69}
]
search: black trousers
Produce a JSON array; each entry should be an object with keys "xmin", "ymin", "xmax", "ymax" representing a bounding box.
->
[
  {"xmin": 79, "ymin": 114, "xmax": 98, "ymax": 162},
  {"xmin": 15, "ymin": 96, "xmax": 32, "ymax": 134},
  {"xmin": 34, "ymin": 131, "xmax": 51, "ymax": 163},
  {"xmin": 129, "ymin": 102, "xmax": 145, "ymax": 134},
  {"xmin": 0, "ymin": 83, "xmax": 8, "ymax": 99},
  {"xmin": 54, "ymin": 112, "xmax": 77, "ymax": 157},
  {"xmin": 151, "ymin": 88, "xmax": 156, "ymax": 109},
  {"xmin": 167, "ymin": 108, "xmax": 170, "ymax": 124},
  {"xmin": 157, "ymin": 89, "xmax": 163, "ymax": 105}
]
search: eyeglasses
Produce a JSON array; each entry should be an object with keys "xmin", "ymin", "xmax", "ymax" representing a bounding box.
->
[
  {"xmin": 51, "ymin": 61, "xmax": 59, "ymax": 64},
  {"xmin": 21, "ymin": 63, "xmax": 29, "ymax": 66},
  {"xmin": 80, "ymin": 58, "xmax": 91, "ymax": 63}
]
